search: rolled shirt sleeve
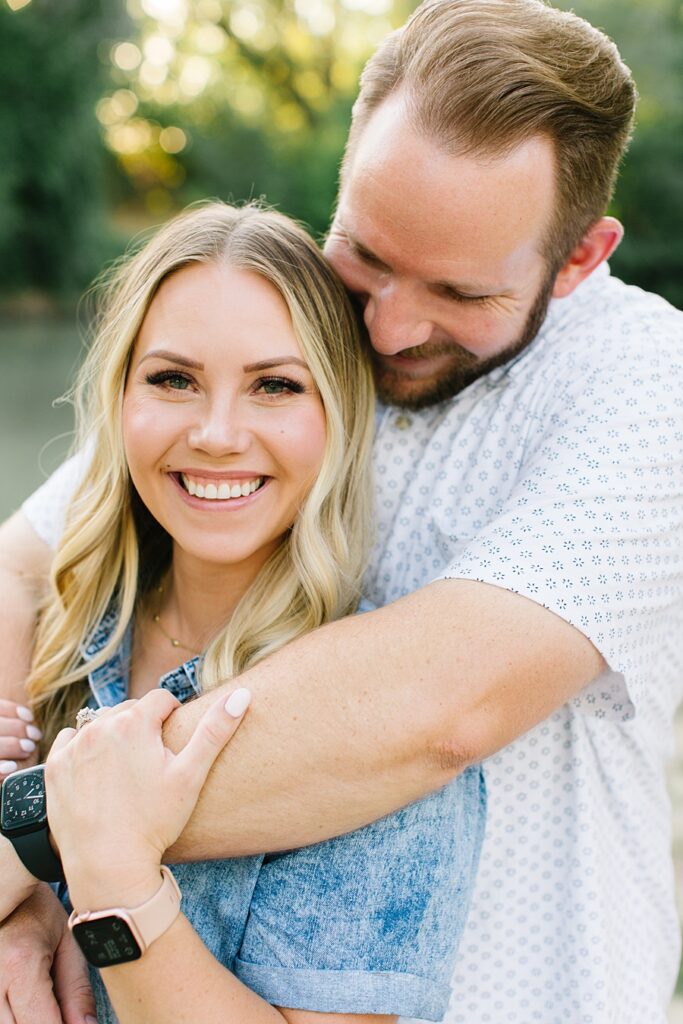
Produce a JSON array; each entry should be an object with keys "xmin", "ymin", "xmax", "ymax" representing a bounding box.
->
[
  {"xmin": 435, "ymin": 338, "xmax": 683, "ymax": 724},
  {"xmin": 234, "ymin": 765, "xmax": 486, "ymax": 1021}
]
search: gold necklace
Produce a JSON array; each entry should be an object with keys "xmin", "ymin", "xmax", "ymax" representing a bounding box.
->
[{"xmin": 151, "ymin": 583, "xmax": 202, "ymax": 656}]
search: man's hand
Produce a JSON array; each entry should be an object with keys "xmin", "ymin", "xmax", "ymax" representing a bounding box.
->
[{"xmin": 0, "ymin": 886, "xmax": 96, "ymax": 1024}]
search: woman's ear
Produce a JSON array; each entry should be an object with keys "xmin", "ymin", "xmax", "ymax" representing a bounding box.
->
[{"xmin": 552, "ymin": 216, "xmax": 624, "ymax": 299}]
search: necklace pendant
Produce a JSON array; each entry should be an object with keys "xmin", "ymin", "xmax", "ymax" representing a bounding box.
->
[{"xmin": 172, "ymin": 639, "xmax": 180, "ymax": 647}]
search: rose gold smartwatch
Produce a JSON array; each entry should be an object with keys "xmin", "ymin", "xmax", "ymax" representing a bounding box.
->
[{"xmin": 68, "ymin": 866, "xmax": 181, "ymax": 967}]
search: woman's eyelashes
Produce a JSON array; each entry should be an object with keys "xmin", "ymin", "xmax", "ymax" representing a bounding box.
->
[
  {"xmin": 145, "ymin": 369, "xmax": 193, "ymax": 390},
  {"xmin": 143, "ymin": 369, "xmax": 307, "ymax": 396},
  {"xmin": 253, "ymin": 376, "xmax": 306, "ymax": 396}
]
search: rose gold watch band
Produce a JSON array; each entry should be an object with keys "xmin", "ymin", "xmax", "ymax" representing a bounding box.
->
[{"xmin": 68, "ymin": 866, "xmax": 181, "ymax": 955}]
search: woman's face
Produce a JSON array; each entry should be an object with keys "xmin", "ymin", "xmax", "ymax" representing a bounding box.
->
[{"xmin": 123, "ymin": 262, "xmax": 327, "ymax": 575}]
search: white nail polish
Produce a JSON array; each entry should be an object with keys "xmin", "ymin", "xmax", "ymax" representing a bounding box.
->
[
  {"xmin": 224, "ymin": 688, "xmax": 252, "ymax": 718},
  {"xmin": 26, "ymin": 725, "xmax": 42, "ymax": 741},
  {"xmin": 16, "ymin": 706, "xmax": 34, "ymax": 723},
  {"xmin": 0, "ymin": 760, "xmax": 17, "ymax": 774},
  {"xmin": 19, "ymin": 738, "xmax": 36, "ymax": 753}
]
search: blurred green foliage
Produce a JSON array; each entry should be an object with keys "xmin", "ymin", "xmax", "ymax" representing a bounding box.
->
[
  {"xmin": 0, "ymin": 0, "xmax": 681, "ymax": 306},
  {"xmin": 0, "ymin": 0, "xmax": 127, "ymax": 295},
  {"xmin": 555, "ymin": 0, "xmax": 683, "ymax": 306}
]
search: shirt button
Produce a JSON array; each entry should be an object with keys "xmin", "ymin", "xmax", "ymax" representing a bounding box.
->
[{"xmin": 395, "ymin": 414, "xmax": 412, "ymax": 430}]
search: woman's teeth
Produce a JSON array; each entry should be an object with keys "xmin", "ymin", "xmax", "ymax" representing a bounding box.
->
[{"xmin": 180, "ymin": 475, "xmax": 263, "ymax": 500}]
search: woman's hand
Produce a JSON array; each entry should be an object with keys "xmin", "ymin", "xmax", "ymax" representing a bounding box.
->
[
  {"xmin": 0, "ymin": 698, "xmax": 42, "ymax": 778},
  {"xmin": 45, "ymin": 687, "xmax": 251, "ymax": 910}
]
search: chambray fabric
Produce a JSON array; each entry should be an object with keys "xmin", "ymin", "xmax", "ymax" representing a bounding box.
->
[{"xmin": 61, "ymin": 605, "xmax": 485, "ymax": 1023}]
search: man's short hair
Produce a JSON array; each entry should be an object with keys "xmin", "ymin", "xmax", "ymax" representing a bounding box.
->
[{"xmin": 345, "ymin": 0, "xmax": 636, "ymax": 271}]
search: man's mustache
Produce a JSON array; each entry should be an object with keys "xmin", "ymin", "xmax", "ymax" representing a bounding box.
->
[
  {"xmin": 393, "ymin": 341, "xmax": 467, "ymax": 360},
  {"xmin": 375, "ymin": 340, "xmax": 481, "ymax": 368}
]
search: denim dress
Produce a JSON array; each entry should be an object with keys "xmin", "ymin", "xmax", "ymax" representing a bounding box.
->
[{"xmin": 63, "ymin": 604, "xmax": 486, "ymax": 1022}]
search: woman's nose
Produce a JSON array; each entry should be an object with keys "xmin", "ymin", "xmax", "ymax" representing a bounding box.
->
[
  {"xmin": 186, "ymin": 400, "xmax": 251, "ymax": 456},
  {"xmin": 364, "ymin": 280, "xmax": 433, "ymax": 356}
]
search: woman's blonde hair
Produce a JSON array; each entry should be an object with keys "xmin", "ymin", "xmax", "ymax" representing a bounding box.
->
[{"xmin": 27, "ymin": 202, "xmax": 375, "ymax": 754}]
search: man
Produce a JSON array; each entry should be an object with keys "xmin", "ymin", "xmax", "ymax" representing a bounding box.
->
[{"xmin": 1, "ymin": 1, "xmax": 682, "ymax": 1021}]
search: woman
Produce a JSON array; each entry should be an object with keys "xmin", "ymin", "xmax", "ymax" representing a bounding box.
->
[{"xmin": 1, "ymin": 202, "xmax": 485, "ymax": 1023}]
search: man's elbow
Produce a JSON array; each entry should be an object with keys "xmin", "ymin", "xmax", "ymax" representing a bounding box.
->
[{"xmin": 423, "ymin": 688, "xmax": 526, "ymax": 777}]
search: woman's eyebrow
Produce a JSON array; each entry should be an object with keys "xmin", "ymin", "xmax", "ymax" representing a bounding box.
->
[
  {"xmin": 138, "ymin": 351, "xmax": 310, "ymax": 373},
  {"xmin": 139, "ymin": 349, "xmax": 204, "ymax": 370},
  {"xmin": 243, "ymin": 357, "xmax": 309, "ymax": 372}
]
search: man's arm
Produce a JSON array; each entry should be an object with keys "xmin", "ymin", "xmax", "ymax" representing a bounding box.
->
[
  {"xmin": 164, "ymin": 577, "xmax": 604, "ymax": 860},
  {"xmin": 0, "ymin": 509, "xmax": 604, "ymax": 860},
  {"xmin": 0, "ymin": 511, "xmax": 51, "ymax": 704}
]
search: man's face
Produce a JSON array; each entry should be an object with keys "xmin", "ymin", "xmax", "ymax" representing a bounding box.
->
[{"xmin": 324, "ymin": 95, "xmax": 559, "ymax": 409}]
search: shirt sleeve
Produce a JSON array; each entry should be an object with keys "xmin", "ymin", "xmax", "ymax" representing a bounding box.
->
[
  {"xmin": 21, "ymin": 450, "xmax": 90, "ymax": 550},
  {"xmin": 434, "ymin": 336, "xmax": 683, "ymax": 721},
  {"xmin": 233, "ymin": 765, "xmax": 486, "ymax": 1021}
]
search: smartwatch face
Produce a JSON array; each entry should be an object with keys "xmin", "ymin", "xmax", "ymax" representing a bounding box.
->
[
  {"xmin": 0, "ymin": 766, "xmax": 46, "ymax": 833},
  {"xmin": 72, "ymin": 917, "xmax": 142, "ymax": 967}
]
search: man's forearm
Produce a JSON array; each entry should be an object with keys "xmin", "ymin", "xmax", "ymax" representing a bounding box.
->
[
  {"xmin": 164, "ymin": 578, "xmax": 605, "ymax": 860},
  {"xmin": 0, "ymin": 512, "xmax": 50, "ymax": 705},
  {"xmin": 0, "ymin": 835, "xmax": 38, "ymax": 920}
]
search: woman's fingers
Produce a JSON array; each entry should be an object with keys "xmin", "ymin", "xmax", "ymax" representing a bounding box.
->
[
  {"xmin": 0, "ymin": 704, "xmax": 43, "ymax": 763},
  {"xmin": 0, "ymin": 699, "xmax": 33, "ymax": 721},
  {"xmin": 175, "ymin": 688, "xmax": 251, "ymax": 791},
  {"xmin": 133, "ymin": 688, "xmax": 181, "ymax": 726},
  {"xmin": 48, "ymin": 727, "xmax": 78, "ymax": 757},
  {"xmin": 0, "ymin": 738, "xmax": 35, "ymax": 761},
  {"xmin": 0, "ymin": 707, "xmax": 42, "ymax": 774},
  {"xmin": 0, "ymin": 716, "xmax": 41, "ymax": 741}
]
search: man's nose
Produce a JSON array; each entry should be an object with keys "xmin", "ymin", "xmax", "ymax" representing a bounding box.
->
[
  {"xmin": 364, "ymin": 279, "xmax": 433, "ymax": 355},
  {"xmin": 186, "ymin": 398, "xmax": 251, "ymax": 456}
]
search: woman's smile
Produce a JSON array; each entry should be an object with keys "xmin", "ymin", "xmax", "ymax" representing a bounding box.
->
[{"xmin": 169, "ymin": 471, "xmax": 268, "ymax": 509}]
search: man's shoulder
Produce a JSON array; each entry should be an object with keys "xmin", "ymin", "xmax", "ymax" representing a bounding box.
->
[
  {"xmin": 548, "ymin": 266, "xmax": 682, "ymax": 351},
  {"xmin": 512, "ymin": 266, "xmax": 683, "ymax": 395}
]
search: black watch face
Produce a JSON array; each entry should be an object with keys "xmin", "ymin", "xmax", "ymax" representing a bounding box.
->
[
  {"xmin": 72, "ymin": 917, "xmax": 142, "ymax": 967},
  {"xmin": 0, "ymin": 767, "xmax": 46, "ymax": 832}
]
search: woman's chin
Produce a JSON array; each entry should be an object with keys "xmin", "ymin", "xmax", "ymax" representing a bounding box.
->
[{"xmin": 168, "ymin": 534, "xmax": 282, "ymax": 576}]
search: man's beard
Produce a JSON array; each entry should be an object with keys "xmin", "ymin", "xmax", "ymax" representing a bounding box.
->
[{"xmin": 368, "ymin": 273, "xmax": 556, "ymax": 411}]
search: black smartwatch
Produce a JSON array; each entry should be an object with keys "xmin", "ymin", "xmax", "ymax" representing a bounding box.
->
[{"xmin": 0, "ymin": 765, "xmax": 65, "ymax": 883}]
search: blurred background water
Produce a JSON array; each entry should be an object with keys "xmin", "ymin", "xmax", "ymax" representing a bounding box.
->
[
  {"xmin": 2, "ymin": 0, "xmax": 682, "ymax": 1013},
  {"xmin": 0, "ymin": 318, "xmax": 80, "ymax": 520}
]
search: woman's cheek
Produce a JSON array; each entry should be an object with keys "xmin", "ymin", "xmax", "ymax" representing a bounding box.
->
[
  {"xmin": 122, "ymin": 397, "xmax": 176, "ymax": 501},
  {"xmin": 284, "ymin": 402, "xmax": 327, "ymax": 485}
]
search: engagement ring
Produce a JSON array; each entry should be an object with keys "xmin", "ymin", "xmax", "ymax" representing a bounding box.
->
[{"xmin": 75, "ymin": 707, "xmax": 107, "ymax": 731}]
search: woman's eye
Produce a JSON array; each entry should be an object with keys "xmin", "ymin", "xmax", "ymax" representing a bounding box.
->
[
  {"xmin": 255, "ymin": 376, "xmax": 305, "ymax": 396},
  {"xmin": 145, "ymin": 370, "xmax": 193, "ymax": 390}
]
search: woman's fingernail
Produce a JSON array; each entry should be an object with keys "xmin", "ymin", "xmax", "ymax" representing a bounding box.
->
[
  {"xmin": 0, "ymin": 760, "xmax": 18, "ymax": 774},
  {"xmin": 19, "ymin": 738, "xmax": 36, "ymax": 753},
  {"xmin": 85, "ymin": 1016, "xmax": 99, "ymax": 1024},
  {"xmin": 16, "ymin": 706, "xmax": 34, "ymax": 723},
  {"xmin": 26, "ymin": 725, "xmax": 43, "ymax": 741},
  {"xmin": 225, "ymin": 688, "xmax": 252, "ymax": 718}
]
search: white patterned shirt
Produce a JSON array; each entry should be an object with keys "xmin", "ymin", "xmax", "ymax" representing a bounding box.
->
[{"xmin": 23, "ymin": 264, "xmax": 683, "ymax": 1023}]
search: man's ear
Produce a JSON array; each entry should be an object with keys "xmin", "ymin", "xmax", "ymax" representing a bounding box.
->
[{"xmin": 552, "ymin": 216, "xmax": 624, "ymax": 299}]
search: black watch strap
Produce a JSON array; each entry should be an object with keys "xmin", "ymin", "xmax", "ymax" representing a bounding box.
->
[{"xmin": 11, "ymin": 829, "xmax": 65, "ymax": 883}]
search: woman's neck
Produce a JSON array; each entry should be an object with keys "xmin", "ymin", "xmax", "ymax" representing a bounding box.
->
[{"xmin": 157, "ymin": 548, "xmax": 267, "ymax": 654}]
